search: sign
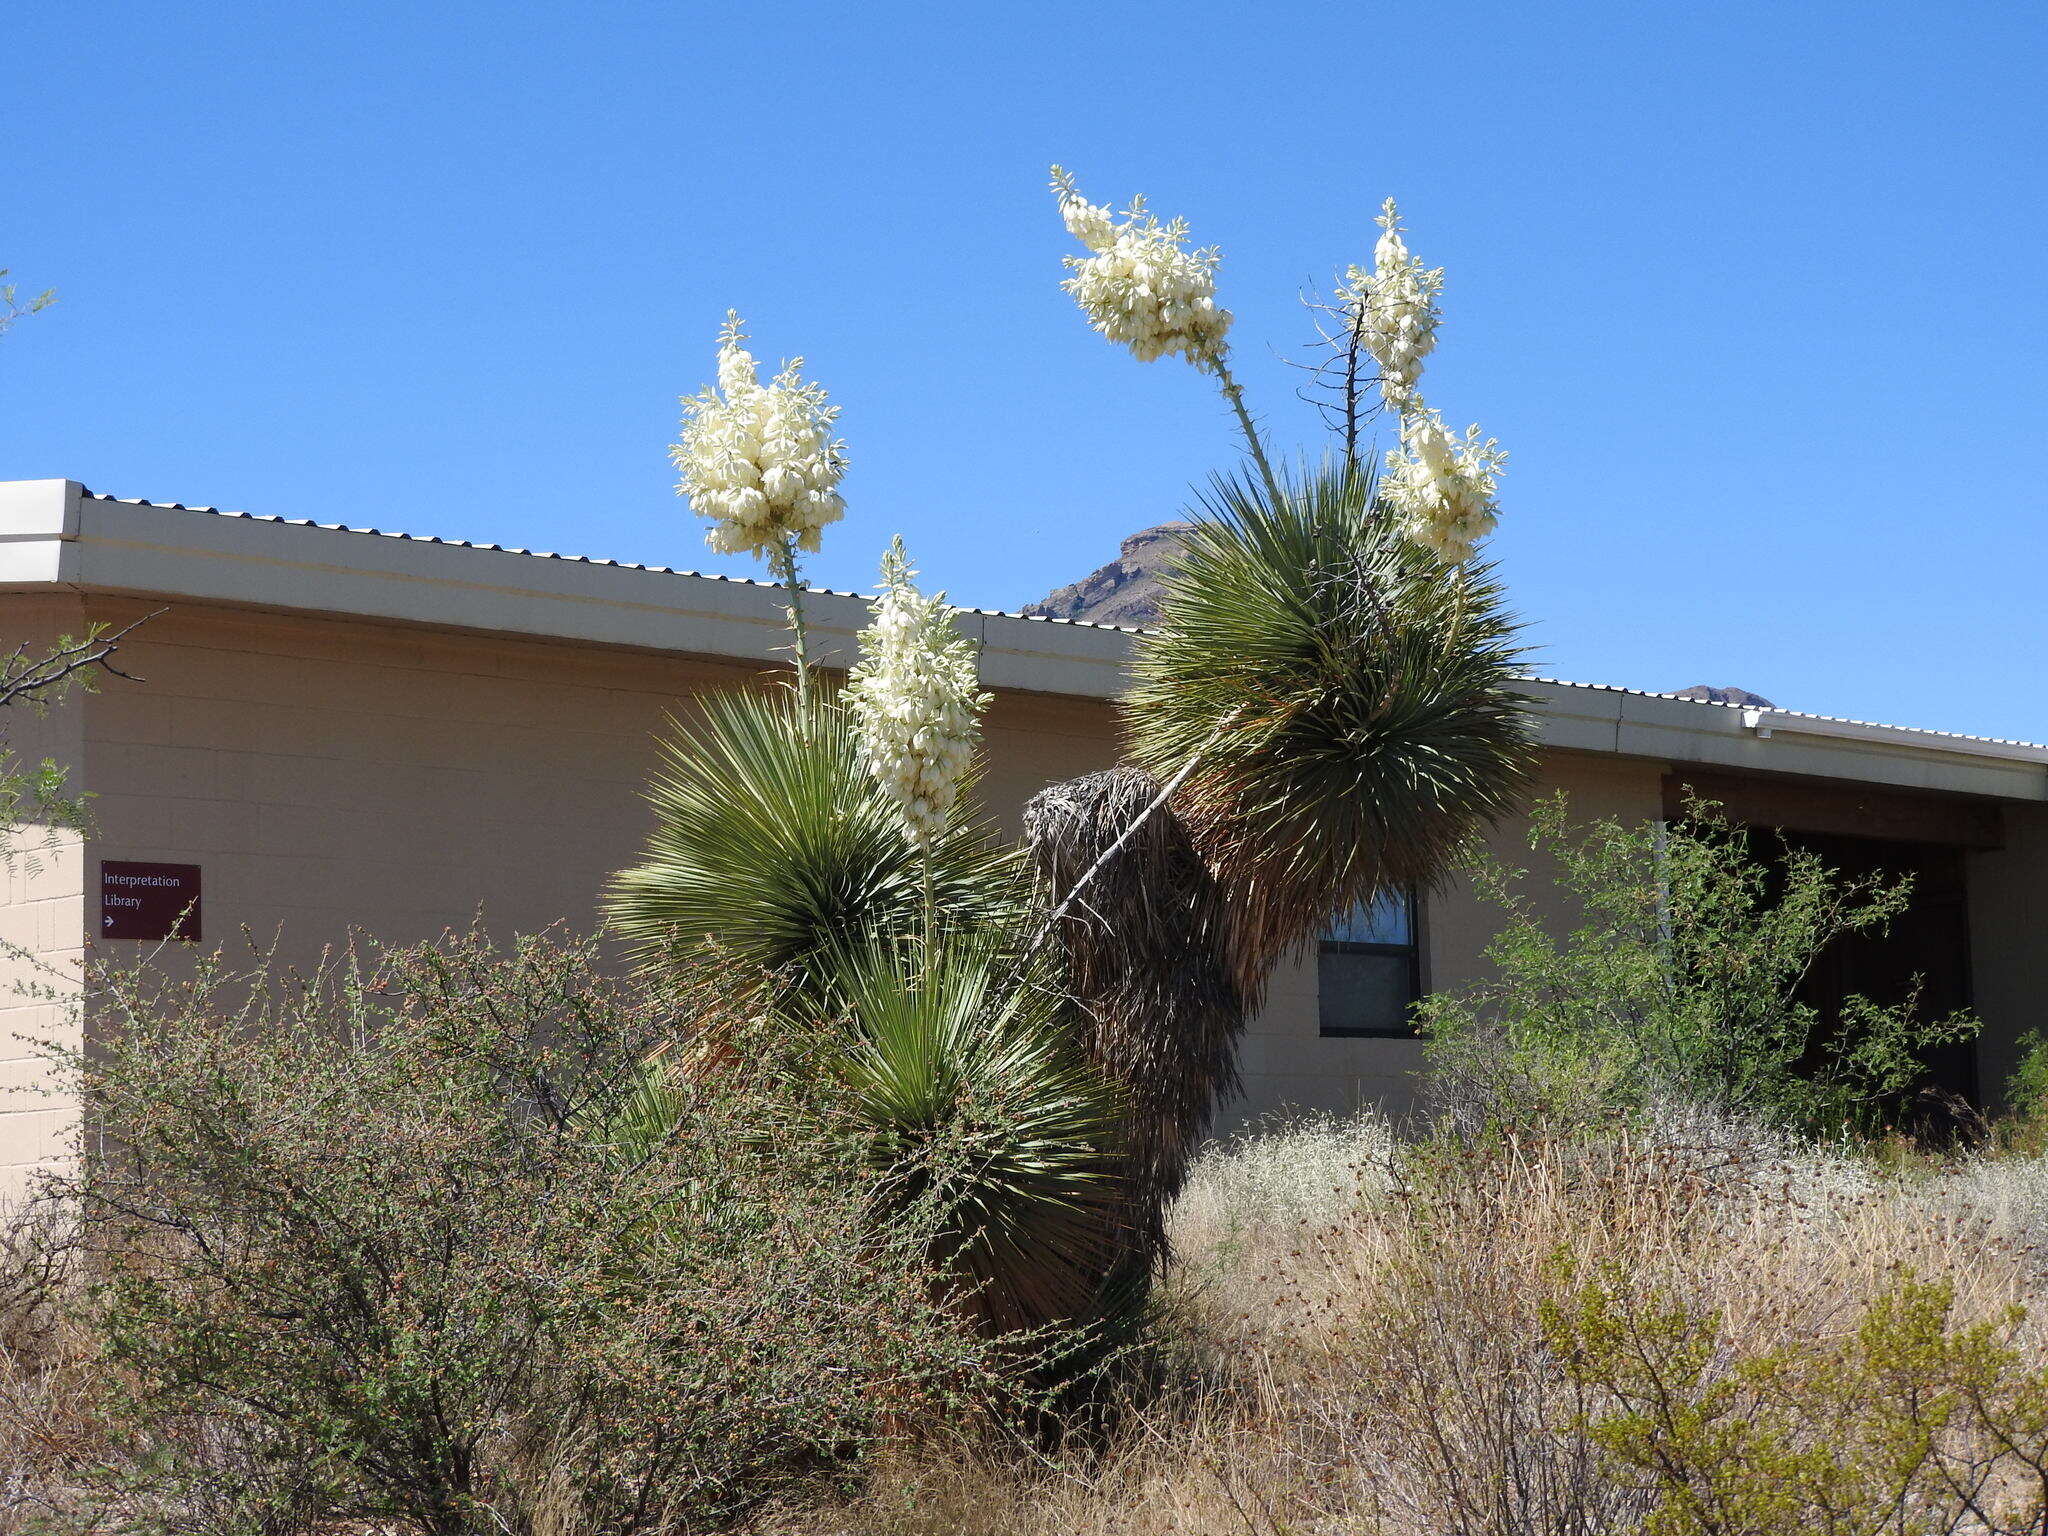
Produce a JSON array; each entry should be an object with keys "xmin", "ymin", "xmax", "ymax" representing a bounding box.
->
[{"xmin": 100, "ymin": 861, "xmax": 202, "ymax": 942}]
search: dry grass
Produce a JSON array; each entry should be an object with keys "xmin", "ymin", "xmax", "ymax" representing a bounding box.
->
[{"xmin": 807, "ymin": 1106, "xmax": 2048, "ymax": 1536}]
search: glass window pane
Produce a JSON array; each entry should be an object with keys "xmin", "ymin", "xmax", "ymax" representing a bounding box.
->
[
  {"xmin": 1323, "ymin": 889, "xmax": 1412, "ymax": 947},
  {"xmin": 1317, "ymin": 950, "xmax": 1416, "ymax": 1036}
]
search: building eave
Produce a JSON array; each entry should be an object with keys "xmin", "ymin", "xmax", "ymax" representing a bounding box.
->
[{"xmin": 4, "ymin": 478, "xmax": 2042, "ymax": 804}]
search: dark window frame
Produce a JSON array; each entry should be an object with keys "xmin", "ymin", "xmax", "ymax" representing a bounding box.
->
[{"xmin": 1317, "ymin": 889, "xmax": 1424, "ymax": 1039}]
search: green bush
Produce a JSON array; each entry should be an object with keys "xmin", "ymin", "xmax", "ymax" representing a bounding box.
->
[
  {"xmin": 36, "ymin": 930, "xmax": 1016, "ymax": 1535},
  {"xmin": 1419, "ymin": 794, "xmax": 1979, "ymax": 1135},
  {"xmin": 1544, "ymin": 1262, "xmax": 2048, "ymax": 1535}
]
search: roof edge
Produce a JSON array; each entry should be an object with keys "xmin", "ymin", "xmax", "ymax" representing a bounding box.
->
[{"xmin": 4, "ymin": 482, "xmax": 2041, "ymax": 786}]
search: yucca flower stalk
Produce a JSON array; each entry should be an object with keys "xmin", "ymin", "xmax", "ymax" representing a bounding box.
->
[
  {"xmin": 670, "ymin": 312, "xmax": 847, "ymax": 703},
  {"xmin": 1050, "ymin": 166, "xmax": 1279, "ymax": 502},
  {"xmin": 845, "ymin": 538, "xmax": 993, "ymax": 932},
  {"xmin": 1341, "ymin": 198, "xmax": 1444, "ymax": 411},
  {"xmin": 1333, "ymin": 200, "xmax": 1506, "ymax": 565},
  {"xmin": 1382, "ymin": 406, "xmax": 1508, "ymax": 564}
]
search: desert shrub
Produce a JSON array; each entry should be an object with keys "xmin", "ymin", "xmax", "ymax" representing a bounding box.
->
[
  {"xmin": 1167, "ymin": 1111, "xmax": 1398, "ymax": 1261},
  {"xmin": 29, "ymin": 930, "xmax": 1016, "ymax": 1535},
  {"xmin": 1546, "ymin": 1263, "xmax": 2048, "ymax": 1534},
  {"xmin": 1, "ymin": 621, "xmax": 143, "ymax": 862},
  {"xmin": 1998, "ymin": 1032, "xmax": 2048, "ymax": 1156},
  {"xmin": 1419, "ymin": 793, "xmax": 1979, "ymax": 1136}
]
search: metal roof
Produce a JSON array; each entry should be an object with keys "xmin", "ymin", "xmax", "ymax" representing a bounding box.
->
[
  {"xmin": 1521, "ymin": 676, "xmax": 2048, "ymax": 754},
  {"xmin": 79, "ymin": 489, "xmax": 1132, "ymax": 632}
]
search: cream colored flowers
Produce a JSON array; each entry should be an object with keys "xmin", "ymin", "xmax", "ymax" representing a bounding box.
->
[
  {"xmin": 669, "ymin": 312, "xmax": 847, "ymax": 559},
  {"xmin": 1381, "ymin": 408, "xmax": 1506, "ymax": 565},
  {"xmin": 846, "ymin": 539, "xmax": 992, "ymax": 847},
  {"xmin": 1337, "ymin": 199, "xmax": 1505, "ymax": 564},
  {"xmin": 1344, "ymin": 199, "xmax": 1443, "ymax": 408},
  {"xmin": 1051, "ymin": 167, "xmax": 1233, "ymax": 368}
]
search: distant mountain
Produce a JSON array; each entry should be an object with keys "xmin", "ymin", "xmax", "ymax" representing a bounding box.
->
[
  {"xmin": 1671, "ymin": 684, "xmax": 1776, "ymax": 709},
  {"xmin": 1021, "ymin": 523, "xmax": 1189, "ymax": 628}
]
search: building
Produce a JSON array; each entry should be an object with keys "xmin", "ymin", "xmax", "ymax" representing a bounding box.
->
[{"xmin": 4, "ymin": 476, "xmax": 2046, "ymax": 1187}]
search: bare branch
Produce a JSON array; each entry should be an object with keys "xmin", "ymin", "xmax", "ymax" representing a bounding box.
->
[{"xmin": 0, "ymin": 610, "xmax": 161, "ymax": 713}]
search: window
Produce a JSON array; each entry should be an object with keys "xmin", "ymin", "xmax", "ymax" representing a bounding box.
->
[{"xmin": 1318, "ymin": 888, "xmax": 1421, "ymax": 1037}]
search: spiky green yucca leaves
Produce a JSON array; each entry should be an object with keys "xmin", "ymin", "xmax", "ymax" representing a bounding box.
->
[
  {"xmin": 607, "ymin": 688, "xmax": 1018, "ymax": 985},
  {"xmin": 821, "ymin": 936, "xmax": 1122, "ymax": 1335},
  {"xmin": 1125, "ymin": 462, "xmax": 1539, "ymax": 997},
  {"xmin": 607, "ymin": 687, "xmax": 1124, "ymax": 1338}
]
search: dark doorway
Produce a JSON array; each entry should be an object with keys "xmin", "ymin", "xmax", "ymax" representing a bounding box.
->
[
  {"xmin": 1777, "ymin": 831, "xmax": 1976, "ymax": 1104},
  {"xmin": 1664, "ymin": 771, "xmax": 1997, "ymax": 1115}
]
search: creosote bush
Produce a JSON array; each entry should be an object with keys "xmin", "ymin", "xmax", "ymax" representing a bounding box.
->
[
  {"xmin": 1546, "ymin": 1263, "xmax": 2048, "ymax": 1534},
  {"xmin": 26, "ymin": 930, "xmax": 1021, "ymax": 1535}
]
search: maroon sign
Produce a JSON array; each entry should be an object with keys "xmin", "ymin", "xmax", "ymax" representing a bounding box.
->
[{"xmin": 100, "ymin": 861, "xmax": 201, "ymax": 942}]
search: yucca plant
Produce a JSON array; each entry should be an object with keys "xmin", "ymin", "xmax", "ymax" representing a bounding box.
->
[
  {"xmin": 607, "ymin": 686, "xmax": 1128, "ymax": 1339},
  {"xmin": 602, "ymin": 931, "xmax": 1124, "ymax": 1338},
  {"xmin": 607, "ymin": 687, "xmax": 1019, "ymax": 991},
  {"xmin": 817, "ymin": 934, "xmax": 1123, "ymax": 1335},
  {"xmin": 1124, "ymin": 460, "xmax": 1540, "ymax": 1000},
  {"xmin": 1019, "ymin": 465, "xmax": 1534, "ymax": 1290}
]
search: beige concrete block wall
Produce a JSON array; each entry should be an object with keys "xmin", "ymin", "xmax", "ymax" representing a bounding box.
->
[
  {"xmin": 13, "ymin": 592, "xmax": 1737, "ymax": 1159},
  {"xmin": 1424, "ymin": 750, "xmax": 1668, "ymax": 998},
  {"xmin": 72, "ymin": 595, "xmax": 1482, "ymax": 1132},
  {"xmin": 0, "ymin": 596, "xmax": 90, "ymax": 1180},
  {"xmin": 75, "ymin": 599, "xmax": 1137, "ymax": 970},
  {"xmin": 82, "ymin": 597, "xmax": 775, "ymax": 957}
]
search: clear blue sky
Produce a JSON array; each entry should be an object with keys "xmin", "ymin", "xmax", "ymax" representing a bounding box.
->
[{"xmin": 8, "ymin": 1, "xmax": 2045, "ymax": 740}]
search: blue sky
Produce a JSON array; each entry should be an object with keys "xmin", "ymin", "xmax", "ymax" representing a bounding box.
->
[{"xmin": 7, "ymin": 1, "xmax": 2045, "ymax": 740}]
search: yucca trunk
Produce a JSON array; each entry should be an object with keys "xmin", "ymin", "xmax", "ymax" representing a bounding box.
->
[{"xmin": 1024, "ymin": 769, "xmax": 1245, "ymax": 1270}]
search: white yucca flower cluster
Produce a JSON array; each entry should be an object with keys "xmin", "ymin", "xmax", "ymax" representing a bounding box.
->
[
  {"xmin": 1051, "ymin": 166, "xmax": 1233, "ymax": 368},
  {"xmin": 1344, "ymin": 199, "xmax": 1443, "ymax": 408},
  {"xmin": 1344, "ymin": 199, "xmax": 1505, "ymax": 565},
  {"xmin": 1381, "ymin": 409, "xmax": 1508, "ymax": 564},
  {"xmin": 846, "ymin": 538, "xmax": 992, "ymax": 848},
  {"xmin": 669, "ymin": 312, "xmax": 847, "ymax": 558}
]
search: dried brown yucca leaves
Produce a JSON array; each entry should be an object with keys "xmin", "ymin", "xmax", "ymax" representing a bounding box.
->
[{"xmin": 1024, "ymin": 768, "xmax": 1243, "ymax": 1264}]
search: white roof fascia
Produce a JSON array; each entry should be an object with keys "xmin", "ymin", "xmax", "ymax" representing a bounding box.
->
[
  {"xmin": 0, "ymin": 484, "xmax": 1134, "ymax": 702},
  {"xmin": 1525, "ymin": 680, "xmax": 2048, "ymax": 802},
  {"xmin": 0, "ymin": 479, "xmax": 82, "ymax": 585}
]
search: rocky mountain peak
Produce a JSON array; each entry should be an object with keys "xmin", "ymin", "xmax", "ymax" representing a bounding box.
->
[
  {"xmin": 1671, "ymin": 684, "xmax": 1776, "ymax": 709},
  {"xmin": 1020, "ymin": 523, "xmax": 1190, "ymax": 628}
]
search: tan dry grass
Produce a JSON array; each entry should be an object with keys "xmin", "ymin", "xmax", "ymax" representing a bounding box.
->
[{"xmin": 811, "ymin": 1107, "xmax": 2048, "ymax": 1536}]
